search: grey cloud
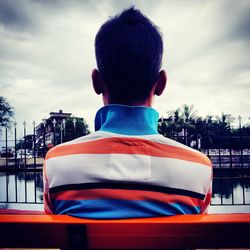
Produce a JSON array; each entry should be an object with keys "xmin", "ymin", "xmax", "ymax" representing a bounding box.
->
[
  {"xmin": 33, "ymin": 0, "xmax": 100, "ymax": 14},
  {"xmin": 0, "ymin": 0, "xmax": 249, "ymax": 128},
  {"xmin": 205, "ymin": 0, "xmax": 250, "ymax": 48},
  {"xmin": 0, "ymin": 0, "xmax": 33, "ymax": 31},
  {"xmin": 219, "ymin": 0, "xmax": 250, "ymax": 41}
]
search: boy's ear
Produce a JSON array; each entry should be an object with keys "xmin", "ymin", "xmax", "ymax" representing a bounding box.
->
[
  {"xmin": 92, "ymin": 69, "xmax": 104, "ymax": 95},
  {"xmin": 154, "ymin": 70, "xmax": 167, "ymax": 96}
]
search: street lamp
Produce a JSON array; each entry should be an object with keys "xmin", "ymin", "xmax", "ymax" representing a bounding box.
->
[
  {"xmin": 52, "ymin": 119, "xmax": 57, "ymax": 128},
  {"xmin": 60, "ymin": 123, "xmax": 63, "ymax": 144},
  {"xmin": 23, "ymin": 121, "xmax": 27, "ymax": 139},
  {"xmin": 52, "ymin": 119, "xmax": 56, "ymax": 146},
  {"xmin": 13, "ymin": 121, "xmax": 18, "ymax": 171},
  {"xmin": 62, "ymin": 119, "xmax": 66, "ymax": 137},
  {"xmin": 205, "ymin": 118, "xmax": 209, "ymax": 156},
  {"xmin": 23, "ymin": 121, "xmax": 27, "ymax": 166},
  {"xmin": 42, "ymin": 119, "xmax": 46, "ymax": 157},
  {"xmin": 73, "ymin": 118, "xmax": 77, "ymax": 138},
  {"xmin": 32, "ymin": 121, "xmax": 36, "ymax": 157},
  {"xmin": 42, "ymin": 119, "xmax": 46, "ymax": 128}
]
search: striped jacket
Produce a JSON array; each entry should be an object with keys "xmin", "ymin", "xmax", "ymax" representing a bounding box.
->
[{"xmin": 44, "ymin": 105, "xmax": 212, "ymax": 219}]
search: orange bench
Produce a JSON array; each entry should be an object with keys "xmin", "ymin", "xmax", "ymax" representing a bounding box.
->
[{"xmin": 0, "ymin": 214, "xmax": 250, "ymax": 249}]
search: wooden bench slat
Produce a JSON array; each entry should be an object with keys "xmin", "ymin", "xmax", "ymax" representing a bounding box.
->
[{"xmin": 0, "ymin": 214, "xmax": 250, "ymax": 249}]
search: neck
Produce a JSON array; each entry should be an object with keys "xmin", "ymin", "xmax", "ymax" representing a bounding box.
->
[{"xmin": 102, "ymin": 94, "xmax": 155, "ymax": 107}]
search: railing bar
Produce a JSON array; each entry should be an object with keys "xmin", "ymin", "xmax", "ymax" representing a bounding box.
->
[
  {"xmin": 1, "ymin": 119, "xmax": 249, "ymax": 207},
  {"xmin": 206, "ymin": 122, "xmax": 210, "ymax": 158},
  {"xmin": 24, "ymin": 125, "xmax": 27, "ymax": 203},
  {"xmin": 227, "ymin": 125, "xmax": 234, "ymax": 205},
  {"xmin": 0, "ymin": 169, "xmax": 43, "ymax": 173},
  {"xmin": 15, "ymin": 126, "xmax": 18, "ymax": 203},
  {"xmin": 218, "ymin": 147, "xmax": 223, "ymax": 205},
  {"xmin": 34, "ymin": 126, "xmax": 37, "ymax": 203},
  {"xmin": 240, "ymin": 137, "xmax": 246, "ymax": 205},
  {"xmin": 229, "ymin": 152, "xmax": 234, "ymax": 205},
  {"xmin": 241, "ymin": 163, "xmax": 246, "ymax": 205},
  {"xmin": 0, "ymin": 201, "xmax": 43, "ymax": 204},
  {"xmin": 5, "ymin": 127, "xmax": 8, "ymax": 203}
]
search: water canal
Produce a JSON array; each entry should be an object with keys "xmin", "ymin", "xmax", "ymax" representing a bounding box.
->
[{"xmin": 0, "ymin": 169, "xmax": 249, "ymax": 213}]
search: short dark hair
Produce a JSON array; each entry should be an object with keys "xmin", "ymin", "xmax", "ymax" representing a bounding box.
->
[{"xmin": 95, "ymin": 7, "xmax": 163, "ymax": 104}]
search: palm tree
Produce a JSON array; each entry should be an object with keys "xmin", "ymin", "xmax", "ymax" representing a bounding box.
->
[
  {"xmin": 168, "ymin": 108, "xmax": 183, "ymax": 133},
  {"xmin": 180, "ymin": 104, "xmax": 198, "ymax": 145},
  {"xmin": 216, "ymin": 113, "xmax": 235, "ymax": 124},
  {"xmin": 215, "ymin": 113, "xmax": 235, "ymax": 133},
  {"xmin": 181, "ymin": 104, "xmax": 197, "ymax": 122}
]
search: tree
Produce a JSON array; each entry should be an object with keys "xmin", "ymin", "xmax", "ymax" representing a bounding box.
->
[
  {"xmin": 56, "ymin": 117, "xmax": 90, "ymax": 144},
  {"xmin": 181, "ymin": 104, "xmax": 197, "ymax": 121},
  {"xmin": 0, "ymin": 96, "xmax": 14, "ymax": 130},
  {"xmin": 167, "ymin": 108, "xmax": 183, "ymax": 133},
  {"xmin": 215, "ymin": 112, "xmax": 235, "ymax": 129}
]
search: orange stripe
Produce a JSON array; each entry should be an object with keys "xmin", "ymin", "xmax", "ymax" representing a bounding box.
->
[
  {"xmin": 43, "ymin": 161, "xmax": 48, "ymax": 182},
  {"xmin": 46, "ymin": 137, "xmax": 211, "ymax": 167},
  {"xmin": 51, "ymin": 189, "xmax": 202, "ymax": 207}
]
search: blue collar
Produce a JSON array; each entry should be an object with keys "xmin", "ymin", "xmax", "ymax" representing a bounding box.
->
[{"xmin": 94, "ymin": 105, "xmax": 159, "ymax": 135}]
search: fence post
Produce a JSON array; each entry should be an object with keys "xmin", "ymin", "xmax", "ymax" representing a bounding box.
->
[
  {"xmin": 5, "ymin": 126, "xmax": 9, "ymax": 203},
  {"xmin": 14, "ymin": 122, "xmax": 18, "ymax": 202},
  {"xmin": 5, "ymin": 126, "xmax": 8, "ymax": 168},
  {"xmin": 238, "ymin": 115, "xmax": 246, "ymax": 204},
  {"xmin": 23, "ymin": 121, "xmax": 27, "ymax": 203},
  {"xmin": 228, "ymin": 122, "xmax": 234, "ymax": 205},
  {"xmin": 33, "ymin": 121, "xmax": 37, "ymax": 203}
]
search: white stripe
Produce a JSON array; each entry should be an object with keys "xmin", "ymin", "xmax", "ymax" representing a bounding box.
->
[
  {"xmin": 57, "ymin": 131, "xmax": 113, "ymax": 145},
  {"xmin": 59, "ymin": 131, "xmax": 205, "ymax": 156},
  {"xmin": 46, "ymin": 153, "xmax": 211, "ymax": 195}
]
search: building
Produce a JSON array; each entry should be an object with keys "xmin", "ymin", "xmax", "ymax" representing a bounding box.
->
[{"xmin": 36, "ymin": 110, "xmax": 72, "ymax": 153}]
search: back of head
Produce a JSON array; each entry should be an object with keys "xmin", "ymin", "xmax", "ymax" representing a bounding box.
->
[{"xmin": 95, "ymin": 7, "xmax": 163, "ymax": 104}]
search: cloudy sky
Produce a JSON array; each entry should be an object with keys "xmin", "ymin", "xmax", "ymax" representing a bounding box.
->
[{"xmin": 0, "ymin": 0, "xmax": 249, "ymax": 135}]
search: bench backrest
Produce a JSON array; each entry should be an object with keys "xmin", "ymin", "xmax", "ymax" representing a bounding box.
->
[{"xmin": 0, "ymin": 214, "xmax": 250, "ymax": 249}]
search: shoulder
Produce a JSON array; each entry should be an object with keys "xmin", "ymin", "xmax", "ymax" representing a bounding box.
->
[
  {"xmin": 144, "ymin": 134, "xmax": 212, "ymax": 167},
  {"xmin": 45, "ymin": 131, "xmax": 107, "ymax": 160}
]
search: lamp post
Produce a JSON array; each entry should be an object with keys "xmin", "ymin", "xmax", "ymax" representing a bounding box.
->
[
  {"xmin": 205, "ymin": 118, "xmax": 209, "ymax": 157},
  {"xmin": 42, "ymin": 119, "xmax": 46, "ymax": 157},
  {"xmin": 62, "ymin": 119, "xmax": 66, "ymax": 136},
  {"xmin": 52, "ymin": 118, "xmax": 56, "ymax": 146},
  {"xmin": 73, "ymin": 118, "xmax": 77, "ymax": 138},
  {"xmin": 171, "ymin": 116, "xmax": 175, "ymax": 140},
  {"xmin": 60, "ymin": 123, "xmax": 63, "ymax": 144},
  {"xmin": 32, "ymin": 121, "xmax": 36, "ymax": 159},
  {"xmin": 238, "ymin": 116, "xmax": 243, "ymax": 166},
  {"xmin": 14, "ymin": 121, "xmax": 17, "ymax": 168},
  {"xmin": 23, "ymin": 121, "xmax": 27, "ymax": 165},
  {"xmin": 23, "ymin": 120, "xmax": 27, "ymax": 202}
]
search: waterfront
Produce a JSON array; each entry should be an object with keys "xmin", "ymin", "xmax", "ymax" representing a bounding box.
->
[{"xmin": 0, "ymin": 169, "xmax": 249, "ymax": 213}]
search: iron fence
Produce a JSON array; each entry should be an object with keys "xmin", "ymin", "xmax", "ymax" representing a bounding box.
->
[{"xmin": 0, "ymin": 119, "xmax": 250, "ymax": 207}]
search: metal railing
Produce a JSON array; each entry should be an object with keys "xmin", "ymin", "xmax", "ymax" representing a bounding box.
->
[{"xmin": 0, "ymin": 119, "xmax": 249, "ymax": 206}]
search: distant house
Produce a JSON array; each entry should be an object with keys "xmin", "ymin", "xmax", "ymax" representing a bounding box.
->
[{"xmin": 36, "ymin": 110, "xmax": 72, "ymax": 150}]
